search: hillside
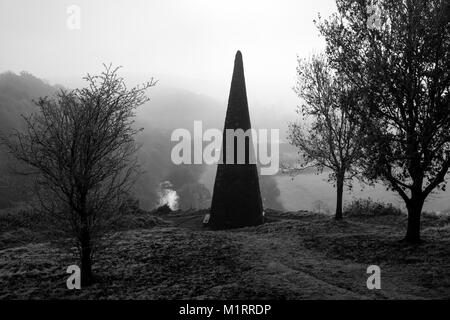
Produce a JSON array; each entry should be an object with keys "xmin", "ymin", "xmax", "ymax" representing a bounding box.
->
[
  {"xmin": 0, "ymin": 72, "xmax": 60, "ymax": 130},
  {"xmin": 0, "ymin": 72, "xmax": 61, "ymax": 208},
  {"xmin": 0, "ymin": 210, "xmax": 449, "ymax": 299}
]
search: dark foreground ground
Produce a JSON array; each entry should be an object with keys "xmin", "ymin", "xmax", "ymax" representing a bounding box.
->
[{"xmin": 0, "ymin": 209, "xmax": 449, "ymax": 299}]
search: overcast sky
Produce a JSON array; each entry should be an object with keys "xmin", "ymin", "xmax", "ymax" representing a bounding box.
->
[{"xmin": 0, "ymin": 0, "xmax": 336, "ymax": 109}]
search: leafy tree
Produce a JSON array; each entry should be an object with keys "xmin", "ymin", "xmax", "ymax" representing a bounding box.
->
[
  {"xmin": 1, "ymin": 65, "xmax": 156, "ymax": 284},
  {"xmin": 318, "ymin": 0, "xmax": 450, "ymax": 242},
  {"xmin": 288, "ymin": 54, "xmax": 363, "ymax": 220}
]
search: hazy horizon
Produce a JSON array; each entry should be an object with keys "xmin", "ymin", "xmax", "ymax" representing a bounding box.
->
[
  {"xmin": 5, "ymin": 0, "xmax": 448, "ymax": 214},
  {"xmin": 0, "ymin": 0, "xmax": 337, "ymax": 110}
]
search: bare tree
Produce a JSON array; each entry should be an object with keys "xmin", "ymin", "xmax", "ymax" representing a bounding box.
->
[
  {"xmin": 1, "ymin": 65, "xmax": 156, "ymax": 285},
  {"xmin": 288, "ymin": 55, "xmax": 363, "ymax": 220},
  {"xmin": 318, "ymin": 0, "xmax": 450, "ymax": 242}
]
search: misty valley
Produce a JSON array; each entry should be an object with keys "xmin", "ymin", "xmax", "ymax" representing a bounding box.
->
[{"xmin": 0, "ymin": 0, "xmax": 449, "ymax": 304}]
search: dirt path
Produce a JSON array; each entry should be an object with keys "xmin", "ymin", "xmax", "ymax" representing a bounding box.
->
[
  {"xmin": 231, "ymin": 217, "xmax": 449, "ymax": 299},
  {"xmin": 183, "ymin": 213, "xmax": 450, "ymax": 299},
  {"xmin": 229, "ymin": 229, "xmax": 420, "ymax": 299}
]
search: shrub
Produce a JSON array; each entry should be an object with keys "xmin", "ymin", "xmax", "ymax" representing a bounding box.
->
[
  {"xmin": 152, "ymin": 204, "xmax": 173, "ymax": 215},
  {"xmin": 0, "ymin": 205, "xmax": 46, "ymax": 232},
  {"xmin": 344, "ymin": 198, "xmax": 403, "ymax": 217}
]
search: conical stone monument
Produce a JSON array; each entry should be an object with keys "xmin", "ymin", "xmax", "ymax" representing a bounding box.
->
[{"xmin": 209, "ymin": 51, "xmax": 264, "ymax": 230}]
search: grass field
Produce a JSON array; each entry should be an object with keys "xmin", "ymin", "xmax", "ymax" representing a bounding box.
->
[{"xmin": 0, "ymin": 209, "xmax": 449, "ymax": 299}]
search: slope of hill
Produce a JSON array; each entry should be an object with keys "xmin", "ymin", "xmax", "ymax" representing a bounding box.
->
[
  {"xmin": 0, "ymin": 71, "xmax": 60, "ymax": 130},
  {"xmin": 0, "ymin": 210, "xmax": 449, "ymax": 299},
  {"xmin": 0, "ymin": 72, "xmax": 61, "ymax": 208},
  {"xmin": 0, "ymin": 71, "xmax": 292, "ymax": 212}
]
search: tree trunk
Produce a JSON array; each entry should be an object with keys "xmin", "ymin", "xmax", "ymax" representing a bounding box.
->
[
  {"xmin": 404, "ymin": 195, "xmax": 424, "ymax": 243},
  {"xmin": 80, "ymin": 210, "xmax": 93, "ymax": 286},
  {"xmin": 80, "ymin": 230, "xmax": 93, "ymax": 286},
  {"xmin": 335, "ymin": 174, "xmax": 344, "ymax": 220}
]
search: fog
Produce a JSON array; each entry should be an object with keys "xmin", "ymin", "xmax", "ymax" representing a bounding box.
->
[
  {"xmin": 4, "ymin": 1, "xmax": 449, "ymax": 213},
  {"xmin": 0, "ymin": 0, "xmax": 337, "ymax": 112}
]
